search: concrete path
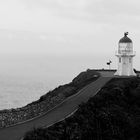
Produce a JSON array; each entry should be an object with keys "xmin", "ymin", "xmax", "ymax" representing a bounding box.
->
[
  {"xmin": 98, "ymin": 71, "xmax": 115, "ymax": 77},
  {"xmin": 0, "ymin": 76, "xmax": 112, "ymax": 140}
]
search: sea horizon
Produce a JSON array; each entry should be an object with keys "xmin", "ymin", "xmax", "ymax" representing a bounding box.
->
[{"xmin": 0, "ymin": 53, "xmax": 108, "ymax": 110}]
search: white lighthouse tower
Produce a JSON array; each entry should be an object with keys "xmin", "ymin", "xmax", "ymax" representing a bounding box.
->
[{"xmin": 115, "ymin": 32, "xmax": 136, "ymax": 76}]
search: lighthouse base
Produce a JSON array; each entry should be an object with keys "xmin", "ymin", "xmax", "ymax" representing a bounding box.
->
[
  {"xmin": 114, "ymin": 65, "xmax": 136, "ymax": 76},
  {"xmin": 115, "ymin": 54, "xmax": 136, "ymax": 76},
  {"xmin": 114, "ymin": 70, "xmax": 136, "ymax": 76}
]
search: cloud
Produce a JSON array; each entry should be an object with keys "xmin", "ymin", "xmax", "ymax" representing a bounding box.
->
[
  {"xmin": 0, "ymin": 0, "xmax": 139, "ymax": 37},
  {"xmin": 0, "ymin": 0, "xmax": 140, "ymax": 41},
  {"xmin": 22, "ymin": 0, "xmax": 86, "ymax": 10},
  {"xmin": 11, "ymin": 0, "xmax": 140, "ymax": 28}
]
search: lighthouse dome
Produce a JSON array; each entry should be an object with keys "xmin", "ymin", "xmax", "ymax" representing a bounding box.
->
[{"xmin": 119, "ymin": 32, "xmax": 132, "ymax": 43}]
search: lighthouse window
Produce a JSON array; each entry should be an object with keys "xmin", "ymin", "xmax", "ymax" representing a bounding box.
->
[
  {"xmin": 129, "ymin": 58, "xmax": 132, "ymax": 63},
  {"xmin": 119, "ymin": 58, "xmax": 121, "ymax": 63}
]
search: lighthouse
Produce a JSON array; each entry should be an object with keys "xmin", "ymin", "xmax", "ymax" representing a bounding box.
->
[{"xmin": 115, "ymin": 32, "xmax": 136, "ymax": 76}]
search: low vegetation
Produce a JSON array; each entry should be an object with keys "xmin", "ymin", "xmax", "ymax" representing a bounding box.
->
[{"xmin": 24, "ymin": 77, "xmax": 140, "ymax": 140}]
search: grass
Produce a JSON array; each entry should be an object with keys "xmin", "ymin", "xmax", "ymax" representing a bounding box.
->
[{"xmin": 24, "ymin": 77, "xmax": 140, "ymax": 140}]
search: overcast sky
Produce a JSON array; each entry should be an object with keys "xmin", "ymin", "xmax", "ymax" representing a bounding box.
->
[
  {"xmin": 1, "ymin": 0, "xmax": 140, "ymax": 108},
  {"xmin": 0, "ymin": 0, "xmax": 140, "ymax": 70}
]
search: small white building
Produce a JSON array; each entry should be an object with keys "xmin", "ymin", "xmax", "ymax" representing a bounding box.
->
[{"xmin": 115, "ymin": 32, "xmax": 136, "ymax": 76}]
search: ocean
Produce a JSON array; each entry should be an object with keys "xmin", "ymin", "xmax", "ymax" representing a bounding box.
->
[
  {"xmin": 0, "ymin": 76, "xmax": 48, "ymax": 109},
  {"xmin": 0, "ymin": 54, "xmax": 70, "ymax": 110},
  {"xmin": 0, "ymin": 72, "xmax": 72, "ymax": 110},
  {"xmin": 0, "ymin": 53, "xmax": 115, "ymax": 110}
]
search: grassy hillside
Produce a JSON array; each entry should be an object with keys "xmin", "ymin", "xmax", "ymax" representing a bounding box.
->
[{"xmin": 24, "ymin": 77, "xmax": 140, "ymax": 140}]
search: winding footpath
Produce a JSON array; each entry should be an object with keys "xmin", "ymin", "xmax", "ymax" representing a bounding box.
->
[{"xmin": 0, "ymin": 76, "xmax": 112, "ymax": 140}]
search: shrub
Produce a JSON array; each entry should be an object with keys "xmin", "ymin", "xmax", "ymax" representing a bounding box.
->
[{"xmin": 24, "ymin": 77, "xmax": 140, "ymax": 140}]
